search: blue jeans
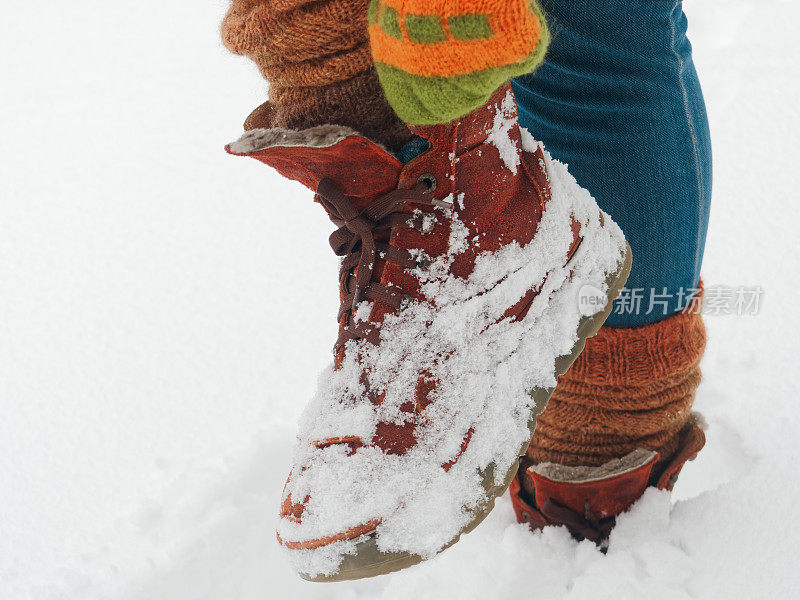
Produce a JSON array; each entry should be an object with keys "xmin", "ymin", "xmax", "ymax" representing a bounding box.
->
[{"xmin": 512, "ymin": 0, "xmax": 712, "ymax": 327}]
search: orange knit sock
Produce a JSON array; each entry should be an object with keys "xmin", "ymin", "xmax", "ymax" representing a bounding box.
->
[
  {"xmin": 222, "ymin": 0, "xmax": 412, "ymax": 150},
  {"xmin": 526, "ymin": 305, "xmax": 706, "ymax": 470},
  {"xmin": 368, "ymin": 0, "xmax": 550, "ymax": 124}
]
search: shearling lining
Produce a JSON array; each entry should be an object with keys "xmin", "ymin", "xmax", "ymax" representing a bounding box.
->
[
  {"xmin": 228, "ymin": 124, "xmax": 371, "ymax": 155},
  {"xmin": 531, "ymin": 448, "xmax": 658, "ymax": 484}
]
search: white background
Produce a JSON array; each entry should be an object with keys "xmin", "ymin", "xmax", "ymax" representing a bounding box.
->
[{"xmin": 1, "ymin": 0, "xmax": 798, "ymax": 598}]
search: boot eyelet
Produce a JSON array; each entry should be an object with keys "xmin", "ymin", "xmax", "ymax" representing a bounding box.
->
[{"xmin": 417, "ymin": 173, "xmax": 437, "ymax": 192}]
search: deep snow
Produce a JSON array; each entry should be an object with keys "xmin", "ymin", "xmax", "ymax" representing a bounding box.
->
[{"xmin": 1, "ymin": 0, "xmax": 799, "ymax": 598}]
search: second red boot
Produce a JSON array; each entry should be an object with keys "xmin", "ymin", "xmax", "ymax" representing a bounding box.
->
[
  {"xmin": 509, "ymin": 298, "xmax": 708, "ymax": 544},
  {"xmin": 510, "ymin": 419, "xmax": 705, "ymax": 544}
]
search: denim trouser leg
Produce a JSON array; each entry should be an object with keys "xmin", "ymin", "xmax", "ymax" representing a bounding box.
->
[{"xmin": 512, "ymin": 0, "xmax": 712, "ymax": 327}]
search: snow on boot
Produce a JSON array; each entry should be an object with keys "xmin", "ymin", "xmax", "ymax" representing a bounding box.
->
[{"xmin": 227, "ymin": 85, "xmax": 631, "ymax": 581}]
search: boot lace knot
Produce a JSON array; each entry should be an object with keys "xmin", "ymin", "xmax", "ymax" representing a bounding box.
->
[{"xmin": 315, "ymin": 178, "xmax": 443, "ymax": 353}]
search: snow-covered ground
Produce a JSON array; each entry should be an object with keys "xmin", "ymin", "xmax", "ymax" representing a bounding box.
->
[{"xmin": 1, "ymin": 0, "xmax": 798, "ymax": 598}]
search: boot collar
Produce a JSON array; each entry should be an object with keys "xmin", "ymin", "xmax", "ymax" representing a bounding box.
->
[
  {"xmin": 226, "ymin": 124, "xmax": 403, "ymax": 205},
  {"xmin": 226, "ymin": 83, "xmax": 519, "ymax": 207}
]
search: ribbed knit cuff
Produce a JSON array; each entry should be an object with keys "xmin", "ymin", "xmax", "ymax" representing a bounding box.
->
[{"xmin": 222, "ymin": 0, "xmax": 411, "ymax": 150}]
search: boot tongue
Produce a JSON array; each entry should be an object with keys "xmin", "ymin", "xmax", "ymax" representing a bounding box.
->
[{"xmin": 227, "ymin": 125, "xmax": 402, "ymax": 209}]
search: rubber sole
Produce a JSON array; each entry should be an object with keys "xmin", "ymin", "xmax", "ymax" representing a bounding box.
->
[{"xmin": 303, "ymin": 242, "xmax": 633, "ymax": 582}]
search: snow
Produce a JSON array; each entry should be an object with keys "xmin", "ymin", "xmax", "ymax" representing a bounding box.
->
[
  {"xmin": 486, "ymin": 90, "xmax": 522, "ymax": 175},
  {"xmin": 1, "ymin": 0, "xmax": 799, "ymax": 598}
]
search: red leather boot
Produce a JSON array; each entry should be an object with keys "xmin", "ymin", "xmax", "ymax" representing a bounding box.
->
[
  {"xmin": 227, "ymin": 86, "xmax": 630, "ymax": 580},
  {"xmin": 510, "ymin": 420, "xmax": 705, "ymax": 544}
]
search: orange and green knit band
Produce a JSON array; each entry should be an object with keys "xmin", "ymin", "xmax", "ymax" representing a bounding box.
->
[{"xmin": 368, "ymin": 0, "xmax": 550, "ymax": 124}]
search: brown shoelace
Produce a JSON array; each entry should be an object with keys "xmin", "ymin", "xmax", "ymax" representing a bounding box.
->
[
  {"xmin": 315, "ymin": 178, "xmax": 448, "ymax": 352},
  {"xmin": 539, "ymin": 498, "xmax": 616, "ymax": 546}
]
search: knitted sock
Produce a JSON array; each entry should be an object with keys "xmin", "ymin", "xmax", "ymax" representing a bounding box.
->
[
  {"xmin": 222, "ymin": 0, "xmax": 412, "ymax": 151},
  {"xmin": 368, "ymin": 0, "xmax": 550, "ymax": 124},
  {"xmin": 526, "ymin": 302, "xmax": 706, "ymax": 470}
]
